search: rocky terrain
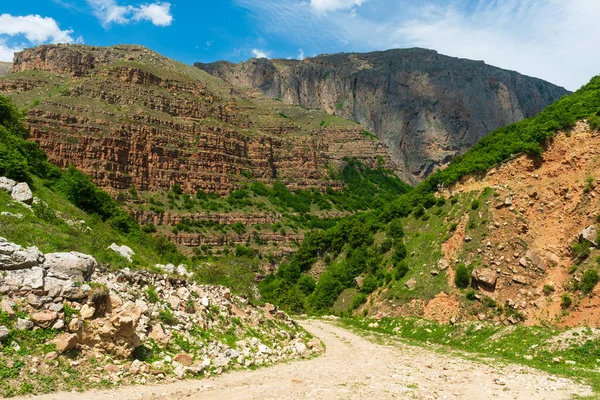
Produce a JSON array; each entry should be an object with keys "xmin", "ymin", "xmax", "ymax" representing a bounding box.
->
[
  {"xmin": 0, "ymin": 44, "xmax": 403, "ymax": 253},
  {"xmin": 0, "ymin": 233, "xmax": 320, "ymax": 396},
  {"xmin": 197, "ymin": 49, "xmax": 569, "ymax": 183},
  {"xmin": 0, "ymin": 63, "xmax": 11, "ymax": 77},
  {"xmin": 358, "ymin": 121, "xmax": 600, "ymax": 328},
  {"xmin": 2, "ymin": 44, "xmax": 393, "ymax": 195}
]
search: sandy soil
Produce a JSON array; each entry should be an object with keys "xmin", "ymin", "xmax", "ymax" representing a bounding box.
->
[{"xmin": 16, "ymin": 320, "xmax": 592, "ymax": 400}]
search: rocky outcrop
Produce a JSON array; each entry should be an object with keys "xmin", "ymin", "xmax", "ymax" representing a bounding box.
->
[
  {"xmin": 197, "ymin": 49, "xmax": 569, "ymax": 183},
  {"xmin": 4, "ymin": 45, "xmax": 396, "ymax": 197},
  {"xmin": 0, "ymin": 62, "xmax": 11, "ymax": 77},
  {"xmin": 0, "ymin": 237, "xmax": 320, "ymax": 389}
]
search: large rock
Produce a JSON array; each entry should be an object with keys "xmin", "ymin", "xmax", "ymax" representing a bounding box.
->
[
  {"xmin": 107, "ymin": 243, "xmax": 135, "ymax": 262},
  {"xmin": 524, "ymin": 250, "xmax": 547, "ymax": 272},
  {"xmin": 31, "ymin": 310, "xmax": 58, "ymax": 328},
  {"xmin": 11, "ymin": 182, "xmax": 33, "ymax": 204},
  {"xmin": 471, "ymin": 268, "xmax": 498, "ymax": 291},
  {"xmin": 0, "ymin": 237, "xmax": 44, "ymax": 270},
  {"xmin": 81, "ymin": 301, "xmax": 142, "ymax": 358},
  {"xmin": 0, "ymin": 177, "xmax": 17, "ymax": 193},
  {"xmin": 43, "ymin": 252, "xmax": 97, "ymax": 282},
  {"xmin": 580, "ymin": 226, "xmax": 598, "ymax": 246},
  {"xmin": 50, "ymin": 332, "xmax": 79, "ymax": 353},
  {"xmin": 1, "ymin": 267, "xmax": 44, "ymax": 290}
]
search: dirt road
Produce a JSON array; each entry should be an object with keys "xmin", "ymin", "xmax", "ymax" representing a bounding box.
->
[{"xmin": 18, "ymin": 320, "xmax": 593, "ymax": 400}]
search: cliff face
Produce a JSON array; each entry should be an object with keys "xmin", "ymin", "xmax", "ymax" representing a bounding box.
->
[
  {"xmin": 1, "ymin": 44, "xmax": 400, "ymax": 252},
  {"xmin": 2, "ymin": 45, "xmax": 394, "ymax": 195},
  {"xmin": 196, "ymin": 49, "xmax": 569, "ymax": 183}
]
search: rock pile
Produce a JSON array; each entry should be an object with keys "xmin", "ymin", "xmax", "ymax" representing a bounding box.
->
[{"xmin": 0, "ymin": 237, "xmax": 319, "ymax": 385}]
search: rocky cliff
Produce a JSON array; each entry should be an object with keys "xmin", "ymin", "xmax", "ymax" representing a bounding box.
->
[
  {"xmin": 0, "ymin": 44, "xmax": 403, "ymax": 253},
  {"xmin": 2, "ymin": 44, "xmax": 395, "ymax": 195},
  {"xmin": 197, "ymin": 49, "xmax": 569, "ymax": 183}
]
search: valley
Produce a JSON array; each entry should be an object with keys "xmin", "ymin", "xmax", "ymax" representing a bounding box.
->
[{"xmin": 1, "ymin": 42, "xmax": 600, "ymax": 398}]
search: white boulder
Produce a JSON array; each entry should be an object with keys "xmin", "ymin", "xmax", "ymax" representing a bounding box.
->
[
  {"xmin": 11, "ymin": 182, "xmax": 33, "ymax": 205},
  {"xmin": 107, "ymin": 243, "xmax": 135, "ymax": 262}
]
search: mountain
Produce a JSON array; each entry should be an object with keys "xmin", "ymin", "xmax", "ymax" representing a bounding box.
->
[
  {"xmin": 260, "ymin": 75, "xmax": 600, "ymax": 328},
  {"xmin": 196, "ymin": 49, "xmax": 569, "ymax": 183},
  {"xmin": 0, "ymin": 44, "xmax": 409, "ymax": 256}
]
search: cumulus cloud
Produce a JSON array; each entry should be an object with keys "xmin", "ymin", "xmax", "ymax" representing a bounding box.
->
[
  {"xmin": 236, "ymin": 0, "xmax": 600, "ymax": 90},
  {"xmin": 0, "ymin": 14, "xmax": 77, "ymax": 62},
  {"xmin": 132, "ymin": 2, "xmax": 173, "ymax": 26},
  {"xmin": 298, "ymin": 49, "xmax": 305, "ymax": 60},
  {"xmin": 252, "ymin": 48, "xmax": 269, "ymax": 58},
  {"xmin": 87, "ymin": 0, "xmax": 173, "ymax": 27}
]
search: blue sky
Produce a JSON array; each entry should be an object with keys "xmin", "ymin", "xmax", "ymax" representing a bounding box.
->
[{"xmin": 1, "ymin": 0, "xmax": 599, "ymax": 90}]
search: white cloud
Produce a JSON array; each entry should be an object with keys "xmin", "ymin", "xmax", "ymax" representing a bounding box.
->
[
  {"xmin": 236, "ymin": 0, "xmax": 600, "ymax": 91},
  {"xmin": 86, "ymin": 0, "xmax": 173, "ymax": 27},
  {"xmin": 132, "ymin": 2, "xmax": 173, "ymax": 26},
  {"xmin": 0, "ymin": 14, "xmax": 74, "ymax": 44},
  {"xmin": 298, "ymin": 49, "xmax": 305, "ymax": 60},
  {"xmin": 0, "ymin": 14, "xmax": 77, "ymax": 62},
  {"xmin": 252, "ymin": 48, "xmax": 269, "ymax": 58},
  {"xmin": 309, "ymin": 0, "xmax": 365, "ymax": 13}
]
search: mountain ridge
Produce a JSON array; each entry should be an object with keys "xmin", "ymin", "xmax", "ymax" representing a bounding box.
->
[{"xmin": 197, "ymin": 48, "xmax": 569, "ymax": 183}]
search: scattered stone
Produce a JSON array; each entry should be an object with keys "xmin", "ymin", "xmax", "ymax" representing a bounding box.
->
[
  {"xmin": 0, "ymin": 326, "xmax": 9, "ymax": 341},
  {"xmin": 437, "ymin": 259, "xmax": 450, "ymax": 271},
  {"xmin": 80, "ymin": 304, "xmax": 95, "ymax": 320},
  {"xmin": 107, "ymin": 243, "xmax": 135, "ymax": 262},
  {"xmin": 11, "ymin": 182, "xmax": 33, "ymax": 204},
  {"xmin": 579, "ymin": 226, "xmax": 598, "ymax": 246},
  {"xmin": 0, "ymin": 177, "xmax": 17, "ymax": 193},
  {"xmin": 31, "ymin": 310, "xmax": 58, "ymax": 328},
  {"xmin": 512, "ymin": 275, "xmax": 529, "ymax": 285},
  {"xmin": 471, "ymin": 269, "xmax": 498, "ymax": 291},
  {"xmin": 16, "ymin": 318, "xmax": 34, "ymax": 331},
  {"xmin": 405, "ymin": 278, "xmax": 417, "ymax": 290},
  {"xmin": 174, "ymin": 353, "xmax": 193, "ymax": 366},
  {"xmin": 44, "ymin": 251, "xmax": 97, "ymax": 282},
  {"xmin": 430, "ymin": 270, "xmax": 439, "ymax": 276}
]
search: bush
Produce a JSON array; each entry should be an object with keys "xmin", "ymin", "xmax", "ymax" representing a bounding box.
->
[
  {"xmin": 361, "ymin": 273, "xmax": 378, "ymax": 293},
  {"xmin": 471, "ymin": 199, "xmax": 480, "ymax": 210},
  {"xmin": 572, "ymin": 241, "xmax": 591, "ymax": 261},
  {"xmin": 454, "ymin": 264, "xmax": 470, "ymax": 289},
  {"xmin": 581, "ymin": 269, "xmax": 599, "ymax": 293},
  {"xmin": 543, "ymin": 284, "xmax": 555, "ymax": 296},
  {"xmin": 387, "ymin": 219, "xmax": 404, "ymax": 240},
  {"xmin": 561, "ymin": 293, "xmax": 573, "ymax": 309},
  {"xmin": 394, "ymin": 260, "xmax": 409, "ymax": 280},
  {"xmin": 466, "ymin": 290, "xmax": 477, "ymax": 300},
  {"xmin": 159, "ymin": 308, "xmax": 176, "ymax": 325},
  {"xmin": 350, "ymin": 293, "xmax": 367, "ymax": 311}
]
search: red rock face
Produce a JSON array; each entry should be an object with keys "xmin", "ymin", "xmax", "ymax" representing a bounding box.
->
[{"xmin": 7, "ymin": 45, "xmax": 395, "ymax": 197}]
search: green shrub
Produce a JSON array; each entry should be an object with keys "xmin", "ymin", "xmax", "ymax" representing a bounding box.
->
[
  {"xmin": 581, "ymin": 269, "xmax": 599, "ymax": 293},
  {"xmin": 572, "ymin": 241, "xmax": 591, "ymax": 261},
  {"xmin": 466, "ymin": 290, "xmax": 477, "ymax": 300},
  {"xmin": 471, "ymin": 199, "xmax": 480, "ymax": 210},
  {"xmin": 146, "ymin": 286, "xmax": 159, "ymax": 303},
  {"xmin": 361, "ymin": 273, "xmax": 378, "ymax": 294},
  {"xmin": 394, "ymin": 260, "xmax": 409, "ymax": 280},
  {"xmin": 561, "ymin": 293, "xmax": 573, "ymax": 309},
  {"xmin": 350, "ymin": 293, "xmax": 367, "ymax": 311},
  {"xmin": 454, "ymin": 264, "xmax": 470, "ymax": 289},
  {"xmin": 543, "ymin": 284, "xmax": 555, "ymax": 296},
  {"xmin": 159, "ymin": 308, "xmax": 176, "ymax": 325}
]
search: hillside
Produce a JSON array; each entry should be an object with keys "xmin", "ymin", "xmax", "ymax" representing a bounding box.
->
[
  {"xmin": 260, "ymin": 75, "xmax": 600, "ymax": 329},
  {"xmin": 196, "ymin": 49, "xmax": 569, "ymax": 183},
  {"xmin": 0, "ymin": 44, "xmax": 410, "ymax": 257}
]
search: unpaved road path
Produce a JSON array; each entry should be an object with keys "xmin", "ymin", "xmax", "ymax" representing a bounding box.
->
[{"xmin": 19, "ymin": 320, "xmax": 593, "ymax": 400}]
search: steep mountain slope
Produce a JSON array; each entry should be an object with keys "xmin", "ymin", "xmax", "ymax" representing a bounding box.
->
[
  {"xmin": 0, "ymin": 44, "xmax": 410, "ymax": 255},
  {"xmin": 196, "ymin": 49, "xmax": 569, "ymax": 183},
  {"xmin": 261, "ymin": 75, "xmax": 600, "ymax": 328}
]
